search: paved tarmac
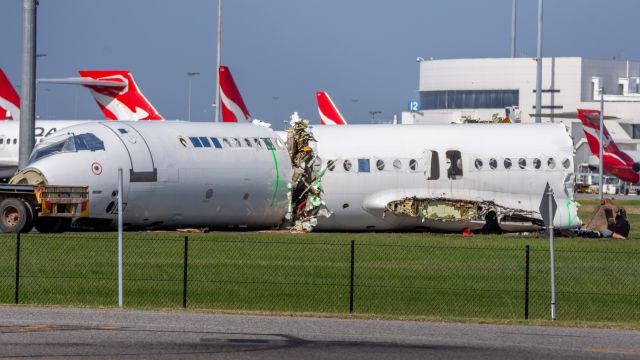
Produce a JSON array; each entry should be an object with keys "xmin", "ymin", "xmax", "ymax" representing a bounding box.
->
[{"xmin": 0, "ymin": 307, "xmax": 638, "ymax": 359}]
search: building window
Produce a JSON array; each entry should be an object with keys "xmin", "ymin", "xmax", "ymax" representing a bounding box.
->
[{"xmin": 420, "ymin": 90, "xmax": 519, "ymax": 110}]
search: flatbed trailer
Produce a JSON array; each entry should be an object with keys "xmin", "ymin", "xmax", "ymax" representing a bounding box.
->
[{"xmin": 0, "ymin": 184, "xmax": 89, "ymax": 233}]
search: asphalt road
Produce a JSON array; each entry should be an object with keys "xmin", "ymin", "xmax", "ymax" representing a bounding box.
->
[{"xmin": 0, "ymin": 307, "xmax": 638, "ymax": 359}]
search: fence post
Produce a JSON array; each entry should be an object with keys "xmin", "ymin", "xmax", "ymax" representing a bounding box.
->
[
  {"xmin": 183, "ymin": 235, "xmax": 188, "ymax": 308},
  {"xmin": 15, "ymin": 233, "xmax": 20, "ymax": 304},
  {"xmin": 524, "ymin": 245, "xmax": 530, "ymax": 320},
  {"xmin": 349, "ymin": 240, "xmax": 355, "ymax": 313}
]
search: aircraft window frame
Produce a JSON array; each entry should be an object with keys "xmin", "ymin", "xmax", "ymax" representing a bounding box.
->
[
  {"xmin": 244, "ymin": 138, "xmax": 253, "ymax": 148},
  {"xmin": 222, "ymin": 138, "xmax": 232, "ymax": 148},
  {"xmin": 29, "ymin": 132, "xmax": 104, "ymax": 163},
  {"xmin": 547, "ymin": 157, "xmax": 556, "ymax": 169},
  {"xmin": 474, "ymin": 158, "xmax": 483, "ymax": 170},
  {"xmin": 393, "ymin": 159, "xmax": 402, "ymax": 170},
  {"xmin": 358, "ymin": 159, "xmax": 371, "ymax": 173},
  {"xmin": 74, "ymin": 133, "xmax": 105, "ymax": 152},
  {"xmin": 254, "ymin": 138, "xmax": 264, "ymax": 149},
  {"xmin": 409, "ymin": 159, "xmax": 418, "ymax": 171},
  {"xmin": 199, "ymin": 137, "xmax": 212, "ymax": 148},
  {"xmin": 518, "ymin": 158, "xmax": 527, "ymax": 169},
  {"xmin": 533, "ymin": 158, "xmax": 542, "ymax": 169},
  {"xmin": 232, "ymin": 137, "xmax": 242, "ymax": 147},
  {"xmin": 262, "ymin": 137, "xmax": 275, "ymax": 150},
  {"xmin": 562, "ymin": 158, "xmax": 571, "ymax": 169},
  {"xmin": 210, "ymin": 137, "xmax": 223, "ymax": 149},
  {"xmin": 376, "ymin": 159, "xmax": 385, "ymax": 171},
  {"xmin": 343, "ymin": 159, "xmax": 353, "ymax": 172},
  {"xmin": 189, "ymin": 137, "xmax": 203, "ymax": 148},
  {"xmin": 445, "ymin": 150, "xmax": 463, "ymax": 179},
  {"xmin": 504, "ymin": 158, "xmax": 512, "ymax": 170},
  {"xmin": 489, "ymin": 158, "xmax": 498, "ymax": 170}
]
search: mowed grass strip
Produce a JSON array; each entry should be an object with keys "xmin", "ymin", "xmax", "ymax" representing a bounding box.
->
[{"xmin": 0, "ymin": 198, "xmax": 637, "ymax": 322}]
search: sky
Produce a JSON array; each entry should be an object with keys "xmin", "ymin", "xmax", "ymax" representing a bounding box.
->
[{"xmin": 1, "ymin": 0, "xmax": 640, "ymax": 129}]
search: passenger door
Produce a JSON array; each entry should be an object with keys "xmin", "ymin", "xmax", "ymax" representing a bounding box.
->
[{"xmin": 101, "ymin": 122, "xmax": 157, "ymax": 182}]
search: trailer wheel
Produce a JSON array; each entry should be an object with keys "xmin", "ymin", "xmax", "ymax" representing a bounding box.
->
[
  {"xmin": 0, "ymin": 198, "xmax": 31, "ymax": 233},
  {"xmin": 35, "ymin": 217, "xmax": 71, "ymax": 233}
]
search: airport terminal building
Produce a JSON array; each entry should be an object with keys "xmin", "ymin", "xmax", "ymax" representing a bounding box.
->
[{"xmin": 402, "ymin": 57, "xmax": 640, "ymax": 168}]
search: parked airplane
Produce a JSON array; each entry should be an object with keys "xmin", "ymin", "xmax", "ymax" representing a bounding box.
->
[
  {"xmin": 10, "ymin": 121, "xmax": 291, "ymax": 232},
  {"xmin": 0, "ymin": 69, "xmax": 20, "ymax": 120},
  {"xmin": 316, "ymin": 91, "xmax": 348, "ymax": 125},
  {"xmin": 577, "ymin": 109, "xmax": 640, "ymax": 183}
]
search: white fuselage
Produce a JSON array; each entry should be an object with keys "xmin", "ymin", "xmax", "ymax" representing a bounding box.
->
[
  {"xmin": 309, "ymin": 124, "xmax": 579, "ymax": 231},
  {"xmin": 22, "ymin": 121, "xmax": 291, "ymax": 229},
  {"xmin": 0, "ymin": 120, "xmax": 88, "ymax": 178},
  {"xmin": 19, "ymin": 122, "xmax": 580, "ymax": 232}
]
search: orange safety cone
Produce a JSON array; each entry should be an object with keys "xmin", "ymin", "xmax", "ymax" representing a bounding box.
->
[{"xmin": 462, "ymin": 228, "xmax": 472, "ymax": 237}]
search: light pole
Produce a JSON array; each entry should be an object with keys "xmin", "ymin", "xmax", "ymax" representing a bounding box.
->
[
  {"xmin": 187, "ymin": 72, "xmax": 200, "ymax": 121},
  {"xmin": 214, "ymin": 0, "xmax": 222, "ymax": 123}
]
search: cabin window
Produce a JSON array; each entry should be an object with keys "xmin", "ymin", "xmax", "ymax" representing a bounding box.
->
[
  {"xmin": 244, "ymin": 138, "xmax": 253, "ymax": 147},
  {"xmin": 74, "ymin": 133, "xmax": 105, "ymax": 151},
  {"xmin": 262, "ymin": 138, "xmax": 275, "ymax": 150},
  {"xmin": 489, "ymin": 158, "xmax": 497, "ymax": 170},
  {"xmin": 327, "ymin": 160, "xmax": 336, "ymax": 171},
  {"xmin": 344, "ymin": 160, "xmax": 352, "ymax": 171},
  {"xmin": 393, "ymin": 159, "xmax": 402, "ymax": 170},
  {"xmin": 189, "ymin": 137, "xmax": 203, "ymax": 148},
  {"xmin": 562, "ymin": 158, "xmax": 571, "ymax": 169},
  {"xmin": 533, "ymin": 158, "xmax": 541, "ymax": 169},
  {"xmin": 409, "ymin": 159, "xmax": 418, "ymax": 171},
  {"xmin": 547, "ymin": 158, "xmax": 556, "ymax": 169},
  {"xmin": 358, "ymin": 159, "xmax": 370, "ymax": 173},
  {"xmin": 474, "ymin": 159, "xmax": 483, "ymax": 170},
  {"xmin": 504, "ymin": 158, "xmax": 512, "ymax": 170},
  {"xmin": 518, "ymin": 158, "xmax": 527, "ymax": 169},
  {"xmin": 254, "ymin": 138, "xmax": 263, "ymax": 149},
  {"xmin": 222, "ymin": 138, "xmax": 232, "ymax": 147},
  {"xmin": 199, "ymin": 137, "xmax": 211, "ymax": 148},
  {"xmin": 428, "ymin": 151, "xmax": 439, "ymax": 180},
  {"xmin": 0, "ymin": 138, "xmax": 4, "ymax": 145},
  {"xmin": 376, "ymin": 159, "xmax": 385, "ymax": 171},
  {"xmin": 210, "ymin": 137, "xmax": 222, "ymax": 149},
  {"xmin": 446, "ymin": 150, "xmax": 463, "ymax": 179},
  {"xmin": 233, "ymin": 138, "xmax": 242, "ymax": 147}
]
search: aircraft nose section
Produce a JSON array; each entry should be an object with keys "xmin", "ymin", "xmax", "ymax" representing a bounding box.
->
[{"xmin": 8, "ymin": 167, "xmax": 48, "ymax": 185}]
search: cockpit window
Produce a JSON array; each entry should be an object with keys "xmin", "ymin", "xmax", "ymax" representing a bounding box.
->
[{"xmin": 29, "ymin": 132, "xmax": 104, "ymax": 163}]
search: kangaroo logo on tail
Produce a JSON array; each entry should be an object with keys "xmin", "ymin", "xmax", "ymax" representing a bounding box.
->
[
  {"xmin": 0, "ymin": 69, "xmax": 20, "ymax": 120},
  {"xmin": 218, "ymin": 66, "xmax": 251, "ymax": 123},
  {"xmin": 316, "ymin": 91, "xmax": 347, "ymax": 125},
  {"xmin": 577, "ymin": 109, "xmax": 620, "ymax": 155},
  {"xmin": 78, "ymin": 70, "xmax": 163, "ymax": 121}
]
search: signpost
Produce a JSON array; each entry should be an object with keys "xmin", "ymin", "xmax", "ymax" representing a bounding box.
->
[{"xmin": 539, "ymin": 182, "xmax": 557, "ymax": 320}]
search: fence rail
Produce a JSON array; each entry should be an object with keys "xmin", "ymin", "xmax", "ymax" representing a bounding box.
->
[{"xmin": 1, "ymin": 233, "xmax": 638, "ymax": 323}]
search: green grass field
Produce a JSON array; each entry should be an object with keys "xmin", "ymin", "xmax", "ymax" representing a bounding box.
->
[{"xmin": 0, "ymin": 198, "xmax": 638, "ymax": 325}]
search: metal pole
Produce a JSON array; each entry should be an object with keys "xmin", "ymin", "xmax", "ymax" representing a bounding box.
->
[
  {"xmin": 548, "ymin": 188, "xmax": 556, "ymax": 320},
  {"xmin": 118, "ymin": 168, "xmax": 124, "ymax": 308},
  {"xmin": 188, "ymin": 76, "xmax": 192, "ymax": 121},
  {"xmin": 183, "ymin": 235, "xmax": 188, "ymax": 308},
  {"xmin": 214, "ymin": 0, "xmax": 222, "ymax": 123},
  {"xmin": 599, "ymin": 89, "xmax": 604, "ymax": 200},
  {"xmin": 535, "ymin": 0, "xmax": 543, "ymax": 123},
  {"xmin": 18, "ymin": 0, "xmax": 37, "ymax": 168},
  {"xmin": 511, "ymin": 0, "xmax": 517, "ymax": 58},
  {"xmin": 349, "ymin": 240, "xmax": 355, "ymax": 313},
  {"xmin": 15, "ymin": 233, "xmax": 21, "ymax": 305},
  {"xmin": 524, "ymin": 244, "xmax": 530, "ymax": 320}
]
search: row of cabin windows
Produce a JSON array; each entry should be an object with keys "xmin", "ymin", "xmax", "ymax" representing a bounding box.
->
[
  {"xmin": 185, "ymin": 136, "xmax": 284, "ymax": 151},
  {"xmin": 325, "ymin": 151, "xmax": 571, "ymax": 181},
  {"xmin": 0, "ymin": 138, "xmax": 18, "ymax": 145},
  {"xmin": 474, "ymin": 157, "xmax": 571, "ymax": 171}
]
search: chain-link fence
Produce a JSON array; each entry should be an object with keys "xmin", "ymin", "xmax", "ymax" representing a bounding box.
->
[{"xmin": 1, "ymin": 232, "xmax": 638, "ymax": 323}]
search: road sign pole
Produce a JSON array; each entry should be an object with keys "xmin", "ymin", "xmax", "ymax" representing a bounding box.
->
[{"xmin": 548, "ymin": 187, "xmax": 556, "ymax": 320}]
